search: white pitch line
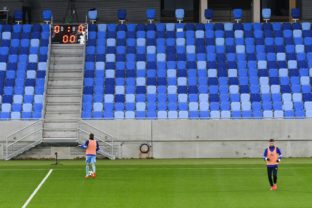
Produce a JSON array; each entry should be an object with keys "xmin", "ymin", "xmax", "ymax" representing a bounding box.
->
[{"xmin": 21, "ymin": 169, "xmax": 53, "ymax": 208}]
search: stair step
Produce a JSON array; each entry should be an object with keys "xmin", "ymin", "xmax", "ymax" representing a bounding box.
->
[
  {"xmin": 50, "ymin": 56, "xmax": 84, "ymax": 62},
  {"xmin": 48, "ymin": 80, "xmax": 82, "ymax": 86},
  {"xmin": 47, "ymin": 85, "xmax": 82, "ymax": 89},
  {"xmin": 44, "ymin": 118, "xmax": 79, "ymax": 122},
  {"xmin": 45, "ymin": 108, "xmax": 80, "ymax": 113},
  {"xmin": 47, "ymin": 88, "xmax": 82, "ymax": 95},
  {"xmin": 50, "ymin": 60, "xmax": 84, "ymax": 65},
  {"xmin": 45, "ymin": 112, "xmax": 81, "ymax": 120},
  {"xmin": 52, "ymin": 44, "xmax": 84, "ymax": 49},
  {"xmin": 49, "ymin": 64, "xmax": 83, "ymax": 70},
  {"xmin": 47, "ymin": 93, "xmax": 81, "ymax": 97},
  {"xmin": 49, "ymin": 77, "xmax": 82, "ymax": 81},
  {"xmin": 44, "ymin": 127, "xmax": 77, "ymax": 132},
  {"xmin": 48, "ymin": 72, "xmax": 82, "ymax": 79},
  {"xmin": 51, "ymin": 52, "xmax": 84, "ymax": 58},
  {"xmin": 45, "ymin": 103, "xmax": 80, "ymax": 111},
  {"xmin": 45, "ymin": 101, "xmax": 80, "ymax": 106},
  {"xmin": 46, "ymin": 96, "xmax": 81, "ymax": 103},
  {"xmin": 43, "ymin": 138, "xmax": 77, "ymax": 143},
  {"xmin": 44, "ymin": 122, "xmax": 78, "ymax": 129}
]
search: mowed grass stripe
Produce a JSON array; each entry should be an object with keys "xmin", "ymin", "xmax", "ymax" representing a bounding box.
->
[
  {"xmin": 0, "ymin": 169, "xmax": 50, "ymax": 208},
  {"xmin": 25, "ymin": 160, "xmax": 312, "ymax": 208},
  {"xmin": 22, "ymin": 169, "xmax": 53, "ymax": 208}
]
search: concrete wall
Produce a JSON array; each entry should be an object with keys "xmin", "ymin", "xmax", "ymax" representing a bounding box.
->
[
  {"xmin": 0, "ymin": 120, "xmax": 37, "ymax": 141},
  {"xmin": 0, "ymin": 120, "xmax": 37, "ymax": 159},
  {"xmin": 85, "ymin": 119, "xmax": 312, "ymax": 159}
]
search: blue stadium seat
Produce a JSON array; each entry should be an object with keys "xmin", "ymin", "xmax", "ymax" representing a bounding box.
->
[
  {"xmin": 233, "ymin": 9, "xmax": 243, "ymax": 23},
  {"xmin": 205, "ymin": 9, "xmax": 214, "ymax": 23},
  {"xmin": 14, "ymin": 10, "xmax": 23, "ymax": 24},
  {"xmin": 42, "ymin": 10, "xmax": 52, "ymax": 24},
  {"xmin": 291, "ymin": 8, "xmax": 300, "ymax": 22},
  {"xmin": 117, "ymin": 9, "xmax": 127, "ymax": 24},
  {"xmin": 146, "ymin": 9, "xmax": 156, "ymax": 23}
]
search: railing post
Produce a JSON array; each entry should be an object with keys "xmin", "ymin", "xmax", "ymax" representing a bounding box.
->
[
  {"xmin": 112, "ymin": 138, "xmax": 114, "ymax": 158},
  {"xmin": 41, "ymin": 120, "xmax": 44, "ymax": 142},
  {"xmin": 5, "ymin": 136, "xmax": 8, "ymax": 160}
]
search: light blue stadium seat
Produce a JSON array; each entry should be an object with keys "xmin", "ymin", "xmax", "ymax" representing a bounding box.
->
[
  {"xmin": 25, "ymin": 87, "xmax": 35, "ymax": 95},
  {"xmin": 178, "ymin": 111, "xmax": 188, "ymax": 119},
  {"xmin": 27, "ymin": 70, "xmax": 36, "ymax": 79},
  {"xmin": 2, "ymin": 103, "xmax": 11, "ymax": 112},
  {"xmin": 125, "ymin": 111, "xmax": 135, "ymax": 119},
  {"xmin": 262, "ymin": 8, "xmax": 271, "ymax": 22},
  {"xmin": 11, "ymin": 112, "xmax": 21, "ymax": 119},
  {"xmin": 114, "ymin": 111, "xmax": 124, "ymax": 119},
  {"xmin": 274, "ymin": 110, "xmax": 284, "ymax": 118},
  {"xmin": 263, "ymin": 110, "xmax": 273, "ymax": 118},
  {"xmin": 34, "ymin": 95, "xmax": 43, "ymax": 103},
  {"xmin": 168, "ymin": 111, "xmax": 178, "ymax": 119},
  {"xmin": 220, "ymin": 111, "xmax": 230, "ymax": 119},
  {"xmin": 29, "ymin": 54, "xmax": 38, "ymax": 63},
  {"xmin": 157, "ymin": 111, "xmax": 167, "ymax": 119},
  {"xmin": 283, "ymin": 102, "xmax": 293, "ymax": 111},
  {"xmin": 175, "ymin": 9, "xmax": 184, "ymax": 23},
  {"xmin": 22, "ymin": 103, "xmax": 32, "ymax": 112},
  {"xmin": 38, "ymin": 62, "xmax": 47, "ymax": 71},
  {"xmin": 304, "ymin": 102, "xmax": 312, "ymax": 111},
  {"xmin": 30, "ymin": 39, "xmax": 40, "ymax": 47},
  {"xmin": 293, "ymin": 93, "xmax": 302, "ymax": 102},
  {"xmin": 93, "ymin": 102, "xmax": 103, "ymax": 112},
  {"xmin": 211, "ymin": 111, "xmax": 220, "ymax": 119},
  {"xmin": 2, "ymin": 32, "xmax": 11, "ymax": 40}
]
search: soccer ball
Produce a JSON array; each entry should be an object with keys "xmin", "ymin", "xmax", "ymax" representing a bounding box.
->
[{"xmin": 88, "ymin": 171, "xmax": 94, "ymax": 176}]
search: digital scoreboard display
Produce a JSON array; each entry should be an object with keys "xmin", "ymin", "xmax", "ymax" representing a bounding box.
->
[{"xmin": 51, "ymin": 24, "xmax": 85, "ymax": 44}]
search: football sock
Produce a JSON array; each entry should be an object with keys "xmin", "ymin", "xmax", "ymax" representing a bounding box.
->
[
  {"xmin": 267, "ymin": 167, "xmax": 274, "ymax": 186},
  {"xmin": 273, "ymin": 175, "xmax": 277, "ymax": 184},
  {"xmin": 91, "ymin": 163, "xmax": 96, "ymax": 173},
  {"xmin": 86, "ymin": 164, "xmax": 89, "ymax": 176}
]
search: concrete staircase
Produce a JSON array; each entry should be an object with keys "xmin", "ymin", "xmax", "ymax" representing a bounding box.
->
[{"xmin": 43, "ymin": 44, "xmax": 84, "ymax": 143}]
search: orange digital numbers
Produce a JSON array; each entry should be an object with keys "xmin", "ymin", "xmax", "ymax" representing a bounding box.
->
[
  {"xmin": 54, "ymin": 25, "xmax": 60, "ymax": 34},
  {"xmin": 78, "ymin": 24, "xmax": 85, "ymax": 33},
  {"xmin": 62, "ymin": 35, "xmax": 76, "ymax": 44},
  {"xmin": 69, "ymin": 35, "xmax": 76, "ymax": 43}
]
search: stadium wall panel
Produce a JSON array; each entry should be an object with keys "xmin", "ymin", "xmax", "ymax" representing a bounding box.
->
[
  {"xmin": 83, "ymin": 120, "xmax": 312, "ymax": 158},
  {"xmin": 0, "ymin": 121, "xmax": 37, "ymax": 159}
]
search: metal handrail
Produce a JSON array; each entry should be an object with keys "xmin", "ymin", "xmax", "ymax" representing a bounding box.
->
[
  {"xmin": 6, "ymin": 129, "xmax": 42, "ymax": 148},
  {"xmin": 77, "ymin": 120, "xmax": 117, "ymax": 159},
  {"xmin": 78, "ymin": 129, "xmax": 113, "ymax": 147},
  {"xmin": 5, "ymin": 120, "xmax": 43, "ymax": 160},
  {"xmin": 6, "ymin": 135, "xmax": 42, "ymax": 160},
  {"xmin": 78, "ymin": 23, "xmax": 87, "ymax": 139},
  {"xmin": 5, "ymin": 120, "xmax": 42, "ymax": 139},
  {"xmin": 42, "ymin": 23, "xmax": 52, "ymax": 121},
  {"xmin": 78, "ymin": 120, "xmax": 115, "ymax": 139}
]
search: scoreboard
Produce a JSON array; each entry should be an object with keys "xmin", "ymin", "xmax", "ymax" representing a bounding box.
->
[{"xmin": 51, "ymin": 24, "xmax": 85, "ymax": 44}]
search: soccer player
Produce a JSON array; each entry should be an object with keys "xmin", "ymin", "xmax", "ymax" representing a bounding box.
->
[
  {"xmin": 263, "ymin": 139, "xmax": 282, "ymax": 191},
  {"xmin": 79, "ymin": 133, "xmax": 99, "ymax": 179}
]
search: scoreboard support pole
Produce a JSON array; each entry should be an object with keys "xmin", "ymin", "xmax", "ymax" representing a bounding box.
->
[{"xmin": 252, "ymin": 0, "xmax": 261, "ymax": 23}]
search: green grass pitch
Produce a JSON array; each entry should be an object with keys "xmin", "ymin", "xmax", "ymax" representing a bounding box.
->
[{"xmin": 0, "ymin": 158, "xmax": 312, "ymax": 208}]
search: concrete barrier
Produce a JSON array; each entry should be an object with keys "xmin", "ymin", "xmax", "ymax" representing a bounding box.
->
[
  {"xmin": 85, "ymin": 119, "xmax": 312, "ymax": 158},
  {"xmin": 2, "ymin": 119, "xmax": 312, "ymax": 159}
]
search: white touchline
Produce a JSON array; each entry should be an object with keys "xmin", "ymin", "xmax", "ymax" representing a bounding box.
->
[{"xmin": 21, "ymin": 169, "xmax": 53, "ymax": 208}]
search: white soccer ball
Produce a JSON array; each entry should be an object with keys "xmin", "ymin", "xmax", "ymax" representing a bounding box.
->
[{"xmin": 88, "ymin": 171, "xmax": 94, "ymax": 176}]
